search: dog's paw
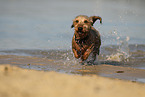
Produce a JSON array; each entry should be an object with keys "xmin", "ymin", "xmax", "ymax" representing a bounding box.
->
[
  {"xmin": 87, "ymin": 60, "xmax": 95, "ymax": 65},
  {"xmin": 79, "ymin": 61, "xmax": 87, "ymax": 65}
]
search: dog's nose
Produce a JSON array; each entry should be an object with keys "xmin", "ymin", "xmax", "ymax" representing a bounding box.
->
[{"xmin": 78, "ymin": 27, "xmax": 83, "ymax": 31}]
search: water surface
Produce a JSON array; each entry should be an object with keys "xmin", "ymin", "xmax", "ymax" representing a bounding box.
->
[{"xmin": 0, "ymin": 0, "xmax": 145, "ymax": 49}]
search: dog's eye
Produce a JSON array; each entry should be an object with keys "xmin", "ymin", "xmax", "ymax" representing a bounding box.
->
[
  {"xmin": 75, "ymin": 20, "xmax": 79, "ymax": 23},
  {"xmin": 84, "ymin": 20, "xmax": 88, "ymax": 23}
]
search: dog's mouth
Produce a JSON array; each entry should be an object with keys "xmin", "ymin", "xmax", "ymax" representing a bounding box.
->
[
  {"xmin": 76, "ymin": 27, "xmax": 84, "ymax": 35},
  {"xmin": 77, "ymin": 31, "xmax": 83, "ymax": 34}
]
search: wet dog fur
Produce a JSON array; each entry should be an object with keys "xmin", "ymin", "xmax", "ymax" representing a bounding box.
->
[{"xmin": 71, "ymin": 15, "xmax": 102, "ymax": 64}]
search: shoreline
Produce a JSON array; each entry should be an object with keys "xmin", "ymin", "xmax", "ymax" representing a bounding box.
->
[{"xmin": 0, "ymin": 55, "xmax": 145, "ymax": 83}]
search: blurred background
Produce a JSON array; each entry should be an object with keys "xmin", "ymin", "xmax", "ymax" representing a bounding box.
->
[{"xmin": 0, "ymin": 0, "xmax": 145, "ymax": 50}]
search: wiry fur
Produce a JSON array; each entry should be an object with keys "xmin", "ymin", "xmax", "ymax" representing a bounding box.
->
[{"xmin": 71, "ymin": 15, "xmax": 102, "ymax": 64}]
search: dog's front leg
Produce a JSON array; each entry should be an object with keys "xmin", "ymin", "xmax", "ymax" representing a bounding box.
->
[
  {"xmin": 72, "ymin": 48, "xmax": 81, "ymax": 59},
  {"xmin": 81, "ymin": 44, "xmax": 94, "ymax": 61},
  {"xmin": 72, "ymin": 38, "xmax": 82, "ymax": 58}
]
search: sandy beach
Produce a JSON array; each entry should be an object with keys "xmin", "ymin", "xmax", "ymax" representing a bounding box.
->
[{"xmin": 0, "ymin": 64, "xmax": 145, "ymax": 97}]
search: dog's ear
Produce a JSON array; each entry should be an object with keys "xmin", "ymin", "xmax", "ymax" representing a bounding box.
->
[
  {"xmin": 71, "ymin": 24, "xmax": 74, "ymax": 28},
  {"xmin": 71, "ymin": 21, "xmax": 74, "ymax": 28},
  {"xmin": 89, "ymin": 16, "xmax": 102, "ymax": 26}
]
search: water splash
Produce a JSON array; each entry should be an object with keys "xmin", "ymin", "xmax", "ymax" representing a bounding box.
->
[
  {"xmin": 118, "ymin": 36, "xmax": 130, "ymax": 62},
  {"xmin": 107, "ymin": 35, "xmax": 130, "ymax": 62},
  {"xmin": 107, "ymin": 53, "xmax": 126, "ymax": 62}
]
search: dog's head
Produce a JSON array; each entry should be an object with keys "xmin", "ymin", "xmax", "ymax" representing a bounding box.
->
[{"xmin": 71, "ymin": 15, "xmax": 102, "ymax": 38}]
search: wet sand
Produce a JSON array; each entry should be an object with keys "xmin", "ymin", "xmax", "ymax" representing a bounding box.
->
[
  {"xmin": 1, "ymin": 55, "xmax": 145, "ymax": 83},
  {"xmin": 0, "ymin": 64, "xmax": 145, "ymax": 97}
]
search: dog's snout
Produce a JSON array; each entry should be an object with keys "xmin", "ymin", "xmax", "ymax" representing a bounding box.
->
[{"xmin": 78, "ymin": 27, "xmax": 83, "ymax": 31}]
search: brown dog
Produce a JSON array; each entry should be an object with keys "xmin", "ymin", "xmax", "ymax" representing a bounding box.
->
[{"xmin": 71, "ymin": 15, "xmax": 102, "ymax": 64}]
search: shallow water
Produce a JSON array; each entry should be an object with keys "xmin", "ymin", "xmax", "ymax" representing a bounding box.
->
[{"xmin": 0, "ymin": 44, "xmax": 145, "ymax": 70}]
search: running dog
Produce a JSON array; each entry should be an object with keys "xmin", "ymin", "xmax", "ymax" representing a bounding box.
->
[{"xmin": 71, "ymin": 15, "xmax": 102, "ymax": 64}]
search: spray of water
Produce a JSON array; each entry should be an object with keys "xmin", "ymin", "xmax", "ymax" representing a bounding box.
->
[{"xmin": 107, "ymin": 30, "xmax": 130, "ymax": 62}]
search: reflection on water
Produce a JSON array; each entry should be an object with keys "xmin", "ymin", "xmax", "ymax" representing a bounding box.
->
[{"xmin": 136, "ymin": 78, "xmax": 145, "ymax": 83}]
